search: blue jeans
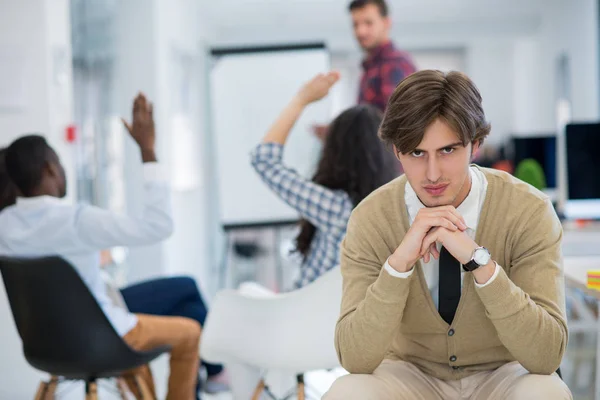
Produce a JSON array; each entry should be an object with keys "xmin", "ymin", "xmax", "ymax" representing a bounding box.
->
[{"xmin": 120, "ymin": 276, "xmax": 224, "ymax": 377}]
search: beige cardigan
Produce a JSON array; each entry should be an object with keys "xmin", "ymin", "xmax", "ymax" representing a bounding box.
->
[{"xmin": 335, "ymin": 166, "xmax": 567, "ymax": 380}]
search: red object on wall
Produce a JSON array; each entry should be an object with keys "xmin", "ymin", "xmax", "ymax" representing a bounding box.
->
[{"xmin": 65, "ymin": 124, "xmax": 77, "ymax": 143}]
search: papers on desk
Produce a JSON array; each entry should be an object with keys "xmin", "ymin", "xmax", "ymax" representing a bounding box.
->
[{"xmin": 587, "ymin": 270, "xmax": 600, "ymax": 290}]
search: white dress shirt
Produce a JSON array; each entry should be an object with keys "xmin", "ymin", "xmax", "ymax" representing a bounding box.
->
[
  {"xmin": 384, "ymin": 166, "xmax": 500, "ymax": 308},
  {"xmin": 0, "ymin": 163, "xmax": 173, "ymax": 336}
]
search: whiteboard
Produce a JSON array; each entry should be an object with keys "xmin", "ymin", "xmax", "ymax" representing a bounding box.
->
[{"xmin": 210, "ymin": 45, "xmax": 331, "ymax": 228}]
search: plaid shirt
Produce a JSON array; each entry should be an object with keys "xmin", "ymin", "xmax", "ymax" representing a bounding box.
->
[
  {"xmin": 358, "ymin": 41, "xmax": 416, "ymax": 112},
  {"xmin": 251, "ymin": 143, "xmax": 353, "ymax": 288}
]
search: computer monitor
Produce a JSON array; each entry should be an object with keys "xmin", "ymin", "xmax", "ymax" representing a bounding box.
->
[
  {"xmin": 511, "ymin": 135, "xmax": 557, "ymax": 189},
  {"xmin": 564, "ymin": 122, "xmax": 600, "ymax": 219}
]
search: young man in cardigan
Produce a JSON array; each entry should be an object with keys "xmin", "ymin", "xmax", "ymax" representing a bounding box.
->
[{"xmin": 324, "ymin": 70, "xmax": 572, "ymax": 399}]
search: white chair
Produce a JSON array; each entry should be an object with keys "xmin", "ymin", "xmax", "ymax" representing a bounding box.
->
[{"xmin": 201, "ymin": 266, "xmax": 343, "ymax": 399}]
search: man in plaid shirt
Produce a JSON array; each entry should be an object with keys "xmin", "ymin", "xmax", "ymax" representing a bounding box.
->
[
  {"xmin": 350, "ymin": 0, "xmax": 416, "ymax": 112},
  {"xmin": 313, "ymin": 1, "xmax": 415, "ymax": 141}
]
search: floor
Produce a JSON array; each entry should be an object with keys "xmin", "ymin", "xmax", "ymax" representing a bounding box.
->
[{"xmin": 54, "ymin": 361, "xmax": 341, "ymax": 399}]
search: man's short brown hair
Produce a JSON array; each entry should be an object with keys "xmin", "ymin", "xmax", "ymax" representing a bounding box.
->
[
  {"xmin": 348, "ymin": 0, "xmax": 389, "ymax": 17},
  {"xmin": 379, "ymin": 70, "xmax": 491, "ymax": 154}
]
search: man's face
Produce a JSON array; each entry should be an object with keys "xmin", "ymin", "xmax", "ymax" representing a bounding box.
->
[
  {"xmin": 397, "ymin": 119, "xmax": 479, "ymax": 208},
  {"xmin": 351, "ymin": 4, "xmax": 390, "ymax": 51}
]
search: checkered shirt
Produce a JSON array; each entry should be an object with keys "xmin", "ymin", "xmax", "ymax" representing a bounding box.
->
[
  {"xmin": 251, "ymin": 142, "xmax": 353, "ymax": 288},
  {"xmin": 358, "ymin": 41, "xmax": 416, "ymax": 112}
]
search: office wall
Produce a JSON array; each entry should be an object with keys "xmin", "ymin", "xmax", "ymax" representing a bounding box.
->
[
  {"xmin": 0, "ymin": 1, "xmax": 75, "ymax": 397},
  {"xmin": 112, "ymin": 0, "xmax": 165, "ymax": 283},
  {"xmin": 156, "ymin": 0, "xmax": 216, "ymax": 294},
  {"xmin": 0, "ymin": 0, "xmax": 75, "ymax": 189},
  {"xmin": 540, "ymin": 0, "xmax": 599, "ymax": 124},
  {"xmin": 465, "ymin": 40, "xmax": 515, "ymax": 146},
  {"xmin": 0, "ymin": 2, "xmax": 49, "ymax": 146},
  {"xmin": 111, "ymin": 0, "xmax": 217, "ymax": 292}
]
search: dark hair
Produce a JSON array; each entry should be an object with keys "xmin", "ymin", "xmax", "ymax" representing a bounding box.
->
[
  {"xmin": 5, "ymin": 135, "xmax": 55, "ymax": 197},
  {"xmin": 380, "ymin": 70, "xmax": 491, "ymax": 154},
  {"xmin": 0, "ymin": 148, "xmax": 17, "ymax": 211},
  {"xmin": 348, "ymin": 0, "xmax": 389, "ymax": 17},
  {"xmin": 295, "ymin": 105, "xmax": 397, "ymax": 257}
]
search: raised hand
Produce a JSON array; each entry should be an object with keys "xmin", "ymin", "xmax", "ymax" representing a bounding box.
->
[
  {"xmin": 121, "ymin": 93, "xmax": 156, "ymax": 161},
  {"xmin": 296, "ymin": 71, "xmax": 341, "ymax": 106}
]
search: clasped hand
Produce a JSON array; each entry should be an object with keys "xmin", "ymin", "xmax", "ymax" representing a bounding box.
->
[{"xmin": 388, "ymin": 206, "xmax": 478, "ymax": 272}]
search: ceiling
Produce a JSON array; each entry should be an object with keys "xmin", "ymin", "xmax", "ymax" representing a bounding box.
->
[
  {"xmin": 70, "ymin": 0, "xmax": 556, "ymax": 59},
  {"xmin": 202, "ymin": 0, "xmax": 548, "ymax": 33},
  {"xmin": 201, "ymin": 0, "xmax": 552, "ymax": 50}
]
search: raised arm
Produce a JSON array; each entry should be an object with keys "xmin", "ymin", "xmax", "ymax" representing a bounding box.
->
[
  {"xmin": 75, "ymin": 93, "xmax": 173, "ymax": 249},
  {"xmin": 261, "ymin": 71, "xmax": 339, "ymax": 146},
  {"xmin": 251, "ymin": 72, "xmax": 352, "ymax": 231},
  {"xmin": 251, "ymin": 143, "xmax": 352, "ymax": 231}
]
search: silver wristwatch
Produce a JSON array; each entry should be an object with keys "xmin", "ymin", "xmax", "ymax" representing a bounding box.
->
[{"xmin": 463, "ymin": 246, "xmax": 491, "ymax": 272}]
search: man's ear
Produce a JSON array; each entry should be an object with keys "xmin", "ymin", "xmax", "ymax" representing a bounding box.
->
[
  {"xmin": 471, "ymin": 141, "xmax": 481, "ymax": 161},
  {"xmin": 393, "ymin": 145, "xmax": 402, "ymax": 162},
  {"xmin": 384, "ymin": 16, "xmax": 392, "ymax": 31},
  {"xmin": 45, "ymin": 161, "xmax": 59, "ymax": 179}
]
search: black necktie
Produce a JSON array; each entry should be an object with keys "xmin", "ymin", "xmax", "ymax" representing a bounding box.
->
[{"xmin": 438, "ymin": 246, "xmax": 461, "ymax": 325}]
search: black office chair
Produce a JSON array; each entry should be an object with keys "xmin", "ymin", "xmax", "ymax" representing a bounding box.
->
[{"xmin": 0, "ymin": 256, "xmax": 169, "ymax": 399}]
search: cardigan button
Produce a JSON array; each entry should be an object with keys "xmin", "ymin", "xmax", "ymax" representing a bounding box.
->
[
  {"xmin": 450, "ymin": 355, "xmax": 457, "ymax": 362},
  {"xmin": 448, "ymin": 329, "xmax": 455, "ymax": 336}
]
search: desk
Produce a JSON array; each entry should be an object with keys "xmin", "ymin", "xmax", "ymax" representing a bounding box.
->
[
  {"xmin": 561, "ymin": 223, "xmax": 600, "ymax": 397},
  {"xmin": 563, "ymin": 255, "xmax": 600, "ymax": 399},
  {"xmin": 563, "ymin": 222, "xmax": 600, "ymax": 257},
  {"xmin": 563, "ymin": 256, "xmax": 600, "ymax": 291}
]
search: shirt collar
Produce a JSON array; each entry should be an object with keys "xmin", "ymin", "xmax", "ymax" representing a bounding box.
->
[
  {"xmin": 405, "ymin": 167, "xmax": 483, "ymax": 231},
  {"xmin": 15, "ymin": 195, "xmax": 66, "ymax": 208},
  {"xmin": 362, "ymin": 40, "xmax": 394, "ymax": 69}
]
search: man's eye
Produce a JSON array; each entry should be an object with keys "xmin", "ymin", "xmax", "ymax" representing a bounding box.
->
[{"xmin": 411, "ymin": 150, "xmax": 424, "ymax": 158}]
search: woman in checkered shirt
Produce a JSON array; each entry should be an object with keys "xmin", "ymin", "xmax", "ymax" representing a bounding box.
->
[{"xmin": 251, "ymin": 71, "xmax": 397, "ymax": 288}]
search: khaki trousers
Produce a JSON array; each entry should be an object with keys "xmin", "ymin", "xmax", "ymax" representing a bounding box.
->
[
  {"xmin": 122, "ymin": 314, "xmax": 201, "ymax": 400},
  {"xmin": 323, "ymin": 360, "xmax": 572, "ymax": 400}
]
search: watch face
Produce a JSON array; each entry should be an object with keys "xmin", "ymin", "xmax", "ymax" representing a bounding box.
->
[{"xmin": 474, "ymin": 248, "xmax": 491, "ymax": 265}]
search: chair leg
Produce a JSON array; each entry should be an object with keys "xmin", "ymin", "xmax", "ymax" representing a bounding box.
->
[
  {"xmin": 296, "ymin": 374, "xmax": 305, "ymax": 400},
  {"xmin": 85, "ymin": 380, "xmax": 98, "ymax": 400},
  {"xmin": 116, "ymin": 377, "xmax": 130, "ymax": 400},
  {"xmin": 133, "ymin": 374, "xmax": 155, "ymax": 400},
  {"xmin": 251, "ymin": 379, "xmax": 266, "ymax": 400},
  {"xmin": 33, "ymin": 381, "xmax": 48, "ymax": 400},
  {"xmin": 44, "ymin": 377, "xmax": 59, "ymax": 400},
  {"xmin": 34, "ymin": 376, "xmax": 60, "ymax": 400}
]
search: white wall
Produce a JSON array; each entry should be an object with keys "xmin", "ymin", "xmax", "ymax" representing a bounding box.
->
[
  {"xmin": 0, "ymin": 0, "xmax": 75, "ymax": 397},
  {"xmin": 0, "ymin": 0, "xmax": 75, "ymax": 187},
  {"xmin": 112, "ymin": 0, "xmax": 164, "ymax": 283},
  {"xmin": 465, "ymin": 39, "xmax": 516, "ymax": 146},
  {"xmin": 156, "ymin": 0, "xmax": 215, "ymax": 293},
  {"xmin": 112, "ymin": 0, "xmax": 216, "ymax": 292},
  {"xmin": 0, "ymin": 1, "xmax": 49, "ymax": 146},
  {"xmin": 512, "ymin": 37, "xmax": 547, "ymax": 134},
  {"xmin": 511, "ymin": 0, "xmax": 599, "ymax": 136},
  {"xmin": 541, "ymin": 0, "xmax": 599, "ymax": 124}
]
